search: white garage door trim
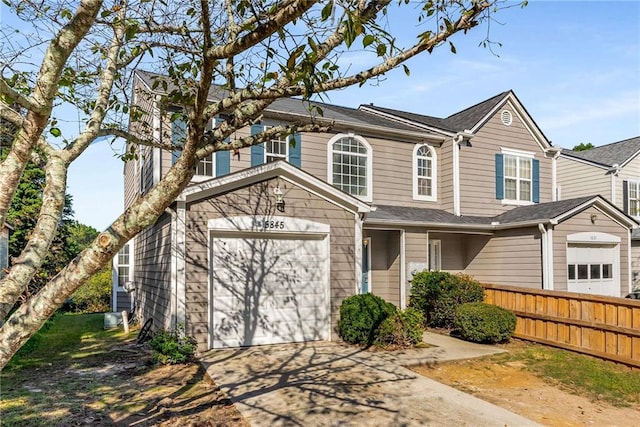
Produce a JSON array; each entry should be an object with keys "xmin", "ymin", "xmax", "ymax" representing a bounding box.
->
[
  {"xmin": 566, "ymin": 232, "xmax": 620, "ymax": 297},
  {"xmin": 208, "ymin": 216, "xmax": 331, "ymax": 349}
]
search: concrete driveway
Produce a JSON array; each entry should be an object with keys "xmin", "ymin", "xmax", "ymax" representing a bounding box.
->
[{"xmin": 200, "ymin": 333, "xmax": 541, "ymax": 426}]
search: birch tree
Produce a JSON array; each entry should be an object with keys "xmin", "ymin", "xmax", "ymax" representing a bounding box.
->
[{"xmin": 0, "ymin": 0, "xmax": 520, "ymax": 368}]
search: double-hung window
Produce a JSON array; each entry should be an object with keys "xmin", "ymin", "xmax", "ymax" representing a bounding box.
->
[
  {"xmin": 171, "ymin": 114, "xmax": 216, "ymax": 177},
  {"xmin": 265, "ymin": 133, "xmax": 288, "ymax": 163},
  {"xmin": 496, "ymin": 149, "xmax": 539, "ymax": 204},
  {"xmin": 413, "ymin": 144, "xmax": 437, "ymax": 201},
  {"xmin": 504, "ymin": 154, "xmax": 531, "ymax": 201},
  {"xmin": 625, "ymin": 180, "xmax": 640, "ymax": 217},
  {"xmin": 328, "ymin": 134, "xmax": 372, "ymax": 201}
]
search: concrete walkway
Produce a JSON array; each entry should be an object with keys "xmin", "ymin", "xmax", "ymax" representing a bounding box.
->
[{"xmin": 200, "ymin": 333, "xmax": 541, "ymax": 426}]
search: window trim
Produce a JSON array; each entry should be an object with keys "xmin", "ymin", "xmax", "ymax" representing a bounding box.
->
[
  {"xmin": 264, "ymin": 127, "xmax": 289, "ymax": 163},
  {"xmin": 412, "ymin": 143, "xmax": 437, "ymax": 202},
  {"xmin": 327, "ymin": 133, "xmax": 373, "ymax": 202},
  {"xmin": 114, "ymin": 241, "xmax": 134, "ymax": 291},
  {"xmin": 627, "ymin": 179, "xmax": 640, "ymax": 218},
  {"xmin": 500, "ymin": 147, "xmax": 535, "ymax": 206},
  {"xmin": 428, "ymin": 239, "xmax": 441, "ymax": 271}
]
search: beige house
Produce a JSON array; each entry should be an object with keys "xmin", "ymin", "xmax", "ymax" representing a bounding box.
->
[
  {"xmin": 557, "ymin": 137, "xmax": 640, "ymax": 290},
  {"xmin": 114, "ymin": 71, "xmax": 638, "ymax": 350}
]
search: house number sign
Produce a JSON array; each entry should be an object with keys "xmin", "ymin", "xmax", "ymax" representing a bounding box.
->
[{"xmin": 252, "ymin": 218, "xmax": 286, "ymax": 230}]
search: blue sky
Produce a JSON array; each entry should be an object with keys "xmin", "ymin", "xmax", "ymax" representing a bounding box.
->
[{"xmin": 5, "ymin": 1, "xmax": 640, "ymax": 230}]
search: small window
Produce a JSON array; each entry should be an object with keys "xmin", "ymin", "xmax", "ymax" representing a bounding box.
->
[
  {"xmin": 195, "ymin": 154, "xmax": 215, "ymax": 176},
  {"xmin": 577, "ymin": 264, "xmax": 588, "ymax": 280},
  {"xmin": 602, "ymin": 264, "xmax": 613, "ymax": 279},
  {"xmin": 568, "ymin": 264, "xmax": 576, "ymax": 280},
  {"xmin": 590, "ymin": 264, "xmax": 601, "ymax": 280},
  {"xmin": 413, "ymin": 144, "xmax": 437, "ymax": 201},
  {"xmin": 265, "ymin": 135, "xmax": 288, "ymax": 163},
  {"xmin": 629, "ymin": 181, "xmax": 640, "ymax": 217}
]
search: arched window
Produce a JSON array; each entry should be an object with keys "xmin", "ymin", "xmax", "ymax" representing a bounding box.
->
[
  {"xmin": 327, "ymin": 134, "xmax": 372, "ymax": 201},
  {"xmin": 413, "ymin": 144, "xmax": 437, "ymax": 201}
]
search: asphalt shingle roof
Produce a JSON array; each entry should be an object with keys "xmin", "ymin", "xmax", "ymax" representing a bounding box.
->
[
  {"xmin": 491, "ymin": 196, "xmax": 594, "ymax": 224},
  {"xmin": 562, "ymin": 136, "xmax": 640, "ymax": 167},
  {"xmin": 368, "ymin": 196, "xmax": 608, "ymax": 228},
  {"xmin": 135, "ymin": 70, "xmax": 434, "ymax": 135},
  {"xmin": 367, "ymin": 205, "xmax": 489, "ymax": 225},
  {"xmin": 360, "ymin": 92, "xmax": 510, "ymax": 133}
]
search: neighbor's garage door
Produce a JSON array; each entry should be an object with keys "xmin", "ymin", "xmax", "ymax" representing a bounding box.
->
[
  {"xmin": 567, "ymin": 243, "xmax": 619, "ymax": 297},
  {"xmin": 210, "ymin": 234, "xmax": 329, "ymax": 348}
]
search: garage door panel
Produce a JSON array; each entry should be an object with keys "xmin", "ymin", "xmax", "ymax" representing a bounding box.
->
[
  {"xmin": 567, "ymin": 243, "xmax": 619, "ymax": 297},
  {"xmin": 211, "ymin": 235, "xmax": 329, "ymax": 348}
]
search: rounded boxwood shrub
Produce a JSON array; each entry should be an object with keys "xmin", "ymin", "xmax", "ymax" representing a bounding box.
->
[
  {"xmin": 338, "ymin": 293, "xmax": 396, "ymax": 346},
  {"xmin": 409, "ymin": 271, "xmax": 484, "ymax": 328},
  {"xmin": 454, "ymin": 302, "xmax": 517, "ymax": 344},
  {"xmin": 374, "ymin": 307, "xmax": 425, "ymax": 348}
]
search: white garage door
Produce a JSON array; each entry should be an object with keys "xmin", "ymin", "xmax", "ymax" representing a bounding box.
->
[
  {"xmin": 211, "ymin": 234, "xmax": 329, "ymax": 348},
  {"xmin": 567, "ymin": 243, "xmax": 619, "ymax": 297}
]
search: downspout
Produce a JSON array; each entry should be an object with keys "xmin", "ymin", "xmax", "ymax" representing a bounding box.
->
[
  {"xmin": 608, "ymin": 164, "xmax": 620, "ymax": 205},
  {"xmin": 538, "ymin": 223, "xmax": 548, "ymax": 290},
  {"xmin": 453, "ymin": 131, "xmax": 474, "ymax": 216},
  {"xmin": 548, "ymin": 147, "xmax": 562, "ymax": 201},
  {"xmin": 166, "ymin": 206, "xmax": 178, "ymax": 330}
]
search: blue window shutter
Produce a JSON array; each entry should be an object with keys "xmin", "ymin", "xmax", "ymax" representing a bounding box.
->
[
  {"xmin": 171, "ymin": 116, "xmax": 187, "ymax": 165},
  {"xmin": 216, "ymin": 150, "xmax": 230, "ymax": 176},
  {"xmin": 214, "ymin": 117, "xmax": 230, "ymax": 176},
  {"xmin": 532, "ymin": 159, "xmax": 540, "ymax": 203},
  {"xmin": 495, "ymin": 153, "xmax": 504, "ymax": 199},
  {"xmin": 289, "ymin": 133, "xmax": 302, "ymax": 168},
  {"xmin": 250, "ymin": 124, "xmax": 264, "ymax": 167}
]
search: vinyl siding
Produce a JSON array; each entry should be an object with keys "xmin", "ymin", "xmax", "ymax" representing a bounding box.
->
[
  {"xmin": 459, "ymin": 100, "xmax": 552, "ymax": 216},
  {"xmin": 557, "ymin": 156, "xmax": 609, "ymax": 200},
  {"xmin": 439, "ymin": 141, "xmax": 454, "ymax": 213},
  {"xmin": 185, "ymin": 178, "xmax": 356, "ymax": 350},
  {"xmin": 464, "ymin": 227, "xmax": 542, "ymax": 288},
  {"xmin": 364, "ymin": 230, "xmax": 401, "ymax": 306},
  {"xmin": 404, "ymin": 229, "xmax": 427, "ymax": 306},
  {"xmin": 135, "ymin": 212, "xmax": 173, "ymax": 331},
  {"xmin": 553, "ymin": 206, "xmax": 629, "ymax": 294}
]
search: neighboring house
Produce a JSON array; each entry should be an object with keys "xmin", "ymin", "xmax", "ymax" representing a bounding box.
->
[
  {"xmin": 115, "ymin": 70, "xmax": 637, "ymax": 351},
  {"xmin": 557, "ymin": 136, "xmax": 640, "ymax": 290},
  {"xmin": 0, "ymin": 224, "xmax": 10, "ymax": 277}
]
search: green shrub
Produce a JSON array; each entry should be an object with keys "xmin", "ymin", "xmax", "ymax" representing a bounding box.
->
[
  {"xmin": 66, "ymin": 267, "xmax": 112, "ymax": 313},
  {"xmin": 374, "ymin": 308, "xmax": 425, "ymax": 348},
  {"xmin": 409, "ymin": 271, "xmax": 484, "ymax": 328},
  {"xmin": 149, "ymin": 326, "xmax": 196, "ymax": 364},
  {"xmin": 454, "ymin": 302, "xmax": 517, "ymax": 343},
  {"xmin": 338, "ymin": 293, "xmax": 396, "ymax": 346}
]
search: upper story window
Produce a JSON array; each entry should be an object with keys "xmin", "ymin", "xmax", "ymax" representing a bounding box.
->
[
  {"xmin": 495, "ymin": 148, "xmax": 539, "ymax": 205},
  {"xmin": 327, "ymin": 134, "xmax": 372, "ymax": 202},
  {"xmin": 171, "ymin": 114, "xmax": 216, "ymax": 178},
  {"xmin": 413, "ymin": 144, "xmax": 437, "ymax": 201},
  {"xmin": 265, "ymin": 132, "xmax": 288, "ymax": 163},
  {"xmin": 504, "ymin": 154, "xmax": 531, "ymax": 201},
  {"xmin": 624, "ymin": 180, "xmax": 640, "ymax": 217}
]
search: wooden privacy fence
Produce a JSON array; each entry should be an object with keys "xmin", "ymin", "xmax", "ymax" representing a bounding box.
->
[{"xmin": 483, "ymin": 283, "xmax": 640, "ymax": 368}]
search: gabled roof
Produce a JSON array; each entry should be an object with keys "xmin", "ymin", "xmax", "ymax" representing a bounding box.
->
[
  {"xmin": 561, "ymin": 136, "xmax": 640, "ymax": 168},
  {"xmin": 367, "ymin": 196, "xmax": 638, "ymax": 230},
  {"xmin": 134, "ymin": 69, "xmax": 442, "ymax": 142},
  {"xmin": 359, "ymin": 91, "xmax": 552, "ymax": 150},
  {"xmin": 359, "ymin": 91, "xmax": 509, "ymax": 134},
  {"xmin": 179, "ymin": 160, "xmax": 371, "ymax": 214}
]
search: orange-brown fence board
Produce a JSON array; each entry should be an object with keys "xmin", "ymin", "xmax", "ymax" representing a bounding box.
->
[{"xmin": 483, "ymin": 284, "xmax": 640, "ymax": 368}]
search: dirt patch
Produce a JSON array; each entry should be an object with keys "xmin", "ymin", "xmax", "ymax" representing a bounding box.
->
[
  {"xmin": 412, "ymin": 345, "xmax": 638, "ymax": 426},
  {"xmin": 2, "ymin": 341, "xmax": 248, "ymax": 426}
]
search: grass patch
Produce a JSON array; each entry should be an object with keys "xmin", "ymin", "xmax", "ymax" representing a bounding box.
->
[
  {"xmin": 492, "ymin": 341, "xmax": 640, "ymax": 407},
  {"xmin": 6, "ymin": 312, "xmax": 126, "ymax": 370}
]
